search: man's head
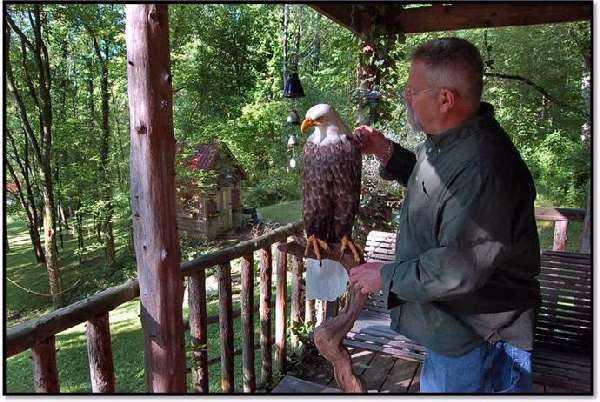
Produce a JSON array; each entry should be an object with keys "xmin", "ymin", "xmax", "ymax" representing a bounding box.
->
[{"xmin": 404, "ymin": 37, "xmax": 483, "ymax": 135}]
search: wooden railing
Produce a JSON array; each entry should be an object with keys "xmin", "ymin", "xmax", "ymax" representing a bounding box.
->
[
  {"xmin": 6, "ymin": 221, "xmax": 305, "ymax": 393},
  {"xmin": 6, "ymin": 207, "xmax": 588, "ymax": 393},
  {"xmin": 534, "ymin": 207, "xmax": 586, "ymax": 251}
]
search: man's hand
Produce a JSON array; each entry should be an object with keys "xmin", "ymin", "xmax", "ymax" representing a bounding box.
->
[
  {"xmin": 354, "ymin": 125, "xmax": 389, "ymax": 158},
  {"xmin": 349, "ymin": 262, "xmax": 385, "ymax": 295}
]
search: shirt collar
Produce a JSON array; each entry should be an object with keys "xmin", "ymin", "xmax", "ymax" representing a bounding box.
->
[{"xmin": 426, "ymin": 102, "xmax": 495, "ymax": 149}]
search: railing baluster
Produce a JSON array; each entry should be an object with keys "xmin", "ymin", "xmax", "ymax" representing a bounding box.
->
[
  {"xmin": 188, "ymin": 271, "xmax": 208, "ymax": 393},
  {"xmin": 241, "ymin": 253, "xmax": 256, "ymax": 393},
  {"xmin": 259, "ymin": 247, "xmax": 272, "ymax": 387},
  {"xmin": 290, "ymin": 255, "xmax": 305, "ymax": 351},
  {"xmin": 32, "ymin": 336, "xmax": 60, "ymax": 393},
  {"xmin": 86, "ymin": 313, "xmax": 116, "ymax": 392},
  {"xmin": 275, "ymin": 244, "xmax": 288, "ymax": 374},
  {"xmin": 305, "ymin": 299, "xmax": 316, "ymax": 325},
  {"xmin": 553, "ymin": 220, "xmax": 569, "ymax": 251},
  {"xmin": 218, "ymin": 262, "xmax": 234, "ymax": 393}
]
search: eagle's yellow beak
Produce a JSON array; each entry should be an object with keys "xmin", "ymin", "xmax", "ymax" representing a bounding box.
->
[{"xmin": 301, "ymin": 118, "xmax": 319, "ymax": 134}]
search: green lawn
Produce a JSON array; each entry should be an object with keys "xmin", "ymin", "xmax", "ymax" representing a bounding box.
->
[
  {"xmin": 258, "ymin": 200, "xmax": 302, "ymax": 224},
  {"xmin": 5, "ymin": 214, "xmax": 294, "ymax": 393},
  {"xmin": 5, "ymin": 215, "xmax": 135, "ymax": 324}
]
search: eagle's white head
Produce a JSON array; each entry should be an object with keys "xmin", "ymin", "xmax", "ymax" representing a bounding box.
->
[{"xmin": 301, "ymin": 104, "xmax": 352, "ymax": 146}]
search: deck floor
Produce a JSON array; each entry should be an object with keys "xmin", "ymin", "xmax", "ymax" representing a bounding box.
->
[{"xmin": 282, "ymin": 347, "xmax": 581, "ymax": 394}]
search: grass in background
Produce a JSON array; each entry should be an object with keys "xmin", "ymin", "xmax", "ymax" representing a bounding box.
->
[
  {"xmin": 258, "ymin": 200, "xmax": 302, "ymax": 224},
  {"xmin": 6, "ymin": 265, "xmax": 292, "ymax": 393}
]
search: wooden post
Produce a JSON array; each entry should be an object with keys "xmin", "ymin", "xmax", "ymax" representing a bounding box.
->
[
  {"xmin": 32, "ymin": 336, "xmax": 60, "ymax": 393},
  {"xmin": 218, "ymin": 263, "xmax": 234, "ymax": 393},
  {"xmin": 305, "ymin": 299, "xmax": 316, "ymax": 325},
  {"xmin": 553, "ymin": 221, "xmax": 569, "ymax": 251},
  {"xmin": 580, "ymin": 179, "xmax": 591, "ymax": 253},
  {"xmin": 290, "ymin": 255, "xmax": 305, "ymax": 351},
  {"xmin": 188, "ymin": 272, "xmax": 208, "ymax": 393},
  {"xmin": 259, "ymin": 247, "xmax": 272, "ymax": 386},
  {"xmin": 241, "ymin": 253, "xmax": 256, "ymax": 393},
  {"xmin": 275, "ymin": 244, "xmax": 288, "ymax": 374},
  {"xmin": 86, "ymin": 313, "xmax": 116, "ymax": 393},
  {"xmin": 125, "ymin": 5, "xmax": 186, "ymax": 392}
]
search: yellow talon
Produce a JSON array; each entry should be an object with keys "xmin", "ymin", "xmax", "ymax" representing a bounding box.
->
[
  {"xmin": 340, "ymin": 235, "xmax": 363, "ymax": 263},
  {"xmin": 305, "ymin": 234, "xmax": 328, "ymax": 264}
]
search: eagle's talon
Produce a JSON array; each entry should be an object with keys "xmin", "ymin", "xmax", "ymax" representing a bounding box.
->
[
  {"xmin": 341, "ymin": 235, "xmax": 363, "ymax": 264},
  {"xmin": 306, "ymin": 234, "xmax": 328, "ymax": 264}
]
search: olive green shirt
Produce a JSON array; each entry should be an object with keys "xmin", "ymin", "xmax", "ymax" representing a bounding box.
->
[{"xmin": 380, "ymin": 102, "xmax": 540, "ymax": 357}]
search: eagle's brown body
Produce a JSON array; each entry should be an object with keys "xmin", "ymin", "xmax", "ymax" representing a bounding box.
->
[{"xmin": 302, "ymin": 135, "xmax": 362, "ymax": 244}]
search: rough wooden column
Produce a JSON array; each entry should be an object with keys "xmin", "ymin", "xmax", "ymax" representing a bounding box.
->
[
  {"xmin": 553, "ymin": 221, "xmax": 569, "ymax": 252},
  {"xmin": 241, "ymin": 253, "xmax": 256, "ymax": 393},
  {"xmin": 275, "ymin": 244, "xmax": 288, "ymax": 374},
  {"xmin": 125, "ymin": 4, "xmax": 187, "ymax": 392},
  {"xmin": 580, "ymin": 179, "xmax": 591, "ymax": 253},
  {"xmin": 259, "ymin": 247, "xmax": 273, "ymax": 387},
  {"xmin": 188, "ymin": 272, "xmax": 208, "ymax": 393},
  {"xmin": 32, "ymin": 336, "xmax": 60, "ymax": 393},
  {"xmin": 86, "ymin": 313, "xmax": 116, "ymax": 392},
  {"xmin": 218, "ymin": 262, "xmax": 235, "ymax": 393}
]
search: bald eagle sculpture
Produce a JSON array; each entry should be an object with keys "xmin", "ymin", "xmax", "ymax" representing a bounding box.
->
[{"xmin": 301, "ymin": 104, "xmax": 362, "ymax": 301}]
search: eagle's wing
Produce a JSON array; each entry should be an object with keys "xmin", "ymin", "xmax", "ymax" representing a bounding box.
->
[
  {"xmin": 333, "ymin": 135, "xmax": 362, "ymax": 241},
  {"xmin": 303, "ymin": 141, "xmax": 335, "ymax": 241}
]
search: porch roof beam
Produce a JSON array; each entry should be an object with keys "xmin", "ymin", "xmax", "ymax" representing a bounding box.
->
[{"xmin": 310, "ymin": 3, "xmax": 591, "ymax": 36}]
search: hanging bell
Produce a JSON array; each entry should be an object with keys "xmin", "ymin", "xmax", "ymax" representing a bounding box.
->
[
  {"xmin": 287, "ymin": 133, "xmax": 298, "ymax": 148},
  {"xmin": 283, "ymin": 73, "xmax": 305, "ymax": 98},
  {"xmin": 286, "ymin": 109, "xmax": 300, "ymax": 126}
]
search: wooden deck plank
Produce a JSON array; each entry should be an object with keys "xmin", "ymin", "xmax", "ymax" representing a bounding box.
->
[
  {"xmin": 380, "ymin": 358, "xmax": 420, "ymax": 393},
  {"xmin": 272, "ymin": 375, "xmax": 339, "ymax": 393},
  {"xmin": 361, "ymin": 353, "xmax": 397, "ymax": 392},
  {"xmin": 407, "ymin": 363, "xmax": 422, "ymax": 393}
]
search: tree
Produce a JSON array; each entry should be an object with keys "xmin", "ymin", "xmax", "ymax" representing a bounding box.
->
[{"xmin": 6, "ymin": 5, "xmax": 64, "ymax": 307}]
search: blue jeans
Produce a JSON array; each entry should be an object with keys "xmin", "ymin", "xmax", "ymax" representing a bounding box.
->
[{"xmin": 420, "ymin": 341, "xmax": 532, "ymax": 393}]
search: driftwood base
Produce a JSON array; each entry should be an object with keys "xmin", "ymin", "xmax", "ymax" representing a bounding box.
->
[{"xmin": 278, "ymin": 239, "xmax": 367, "ymax": 393}]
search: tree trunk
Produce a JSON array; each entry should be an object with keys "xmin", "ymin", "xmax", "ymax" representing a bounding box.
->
[
  {"xmin": 125, "ymin": 4, "xmax": 187, "ymax": 392},
  {"xmin": 88, "ymin": 29, "xmax": 116, "ymax": 270},
  {"xmin": 41, "ymin": 165, "xmax": 63, "ymax": 307},
  {"xmin": 5, "ymin": 149, "xmax": 45, "ymax": 264},
  {"xmin": 6, "ymin": 6, "xmax": 63, "ymax": 307}
]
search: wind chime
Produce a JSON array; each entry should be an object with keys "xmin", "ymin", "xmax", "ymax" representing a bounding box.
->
[{"xmin": 283, "ymin": 4, "xmax": 305, "ymax": 170}]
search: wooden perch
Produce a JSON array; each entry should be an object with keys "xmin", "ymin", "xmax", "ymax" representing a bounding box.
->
[{"xmin": 278, "ymin": 238, "xmax": 368, "ymax": 392}]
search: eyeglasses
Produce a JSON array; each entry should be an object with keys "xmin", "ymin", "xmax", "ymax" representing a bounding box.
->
[
  {"xmin": 400, "ymin": 85, "xmax": 460, "ymax": 101},
  {"xmin": 400, "ymin": 85, "xmax": 437, "ymax": 101}
]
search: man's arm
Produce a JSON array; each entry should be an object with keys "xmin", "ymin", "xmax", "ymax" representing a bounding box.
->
[{"xmin": 355, "ymin": 126, "xmax": 416, "ymax": 186}]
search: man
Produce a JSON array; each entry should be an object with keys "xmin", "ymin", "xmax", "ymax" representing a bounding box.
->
[{"xmin": 351, "ymin": 37, "xmax": 540, "ymax": 393}]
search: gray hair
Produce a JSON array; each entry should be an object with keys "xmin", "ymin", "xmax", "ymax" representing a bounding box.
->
[{"xmin": 412, "ymin": 37, "xmax": 483, "ymax": 107}]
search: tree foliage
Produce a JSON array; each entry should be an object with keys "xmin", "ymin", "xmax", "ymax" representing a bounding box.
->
[{"xmin": 4, "ymin": 4, "xmax": 591, "ymax": 311}]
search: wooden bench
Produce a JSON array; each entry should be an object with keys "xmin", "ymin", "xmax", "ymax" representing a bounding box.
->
[{"xmin": 344, "ymin": 230, "xmax": 591, "ymax": 393}]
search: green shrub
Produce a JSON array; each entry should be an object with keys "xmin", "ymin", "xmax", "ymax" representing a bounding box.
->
[{"xmin": 243, "ymin": 168, "xmax": 301, "ymax": 207}]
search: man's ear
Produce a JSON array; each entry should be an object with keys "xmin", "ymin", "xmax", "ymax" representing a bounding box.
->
[{"xmin": 438, "ymin": 88, "xmax": 456, "ymax": 113}]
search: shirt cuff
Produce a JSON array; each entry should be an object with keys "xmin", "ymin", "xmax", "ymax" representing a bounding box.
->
[{"xmin": 381, "ymin": 262, "xmax": 404, "ymax": 310}]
